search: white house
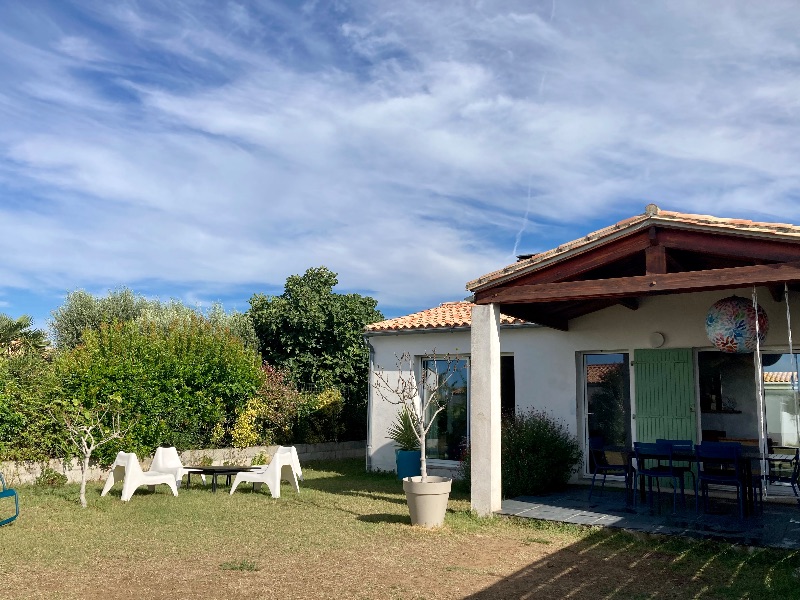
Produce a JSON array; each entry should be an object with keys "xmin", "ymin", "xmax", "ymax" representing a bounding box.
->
[
  {"xmin": 366, "ymin": 205, "xmax": 800, "ymax": 516},
  {"xmin": 364, "ymin": 301, "xmax": 536, "ymax": 476}
]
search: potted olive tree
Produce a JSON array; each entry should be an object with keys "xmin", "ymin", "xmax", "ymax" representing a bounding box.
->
[{"xmin": 374, "ymin": 350, "xmax": 459, "ymax": 528}]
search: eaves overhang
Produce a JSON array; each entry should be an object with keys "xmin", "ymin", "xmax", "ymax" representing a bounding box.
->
[{"xmin": 466, "ymin": 206, "xmax": 800, "ymax": 294}]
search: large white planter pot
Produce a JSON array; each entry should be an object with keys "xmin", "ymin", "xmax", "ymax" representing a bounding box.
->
[{"xmin": 402, "ymin": 476, "xmax": 452, "ymax": 528}]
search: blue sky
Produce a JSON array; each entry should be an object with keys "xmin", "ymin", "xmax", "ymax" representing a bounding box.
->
[{"xmin": 3, "ymin": 1, "xmax": 800, "ymax": 332}]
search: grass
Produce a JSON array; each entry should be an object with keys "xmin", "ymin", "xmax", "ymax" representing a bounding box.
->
[
  {"xmin": 1, "ymin": 459, "xmax": 799, "ymax": 599},
  {"xmin": 219, "ymin": 559, "xmax": 259, "ymax": 571}
]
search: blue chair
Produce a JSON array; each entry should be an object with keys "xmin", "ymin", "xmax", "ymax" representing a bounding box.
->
[
  {"xmin": 656, "ymin": 439, "xmax": 696, "ymax": 503},
  {"xmin": 0, "ymin": 472, "xmax": 19, "ymax": 526},
  {"xmin": 588, "ymin": 439, "xmax": 635, "ymax": 502},
  {"xmin": 695, "ymin": 441, "xmax": 744, "ymax": 519},
  {"xmin": 634, "ymin": 442, "xmax": 681, "ymax": 513}
]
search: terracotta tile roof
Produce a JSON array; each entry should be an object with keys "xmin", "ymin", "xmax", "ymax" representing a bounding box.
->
[
  {"xmin": 467, "ymin": 204, "xmax": 800, "ymax": 292},
  {"xmin": 586, "ymin": 363, "xmax": 622, "ymax": 384},
  {"xmin": 365, "ymin": 301, "xmax": 526, "ymax": 333},
  {"xmin": 764, "ymin": 372, "xmax": 798, "ymax": 383}
]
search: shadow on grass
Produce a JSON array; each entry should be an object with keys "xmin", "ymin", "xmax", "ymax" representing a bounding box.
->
[
  {"xmin": 333, "ymin": 490, "xmax": 408, "ymax": 505},
  {"xmin": 356, "ymin": 513, "xmax": 410, "ymax": 525},
  {"xmin": 462, "ymin": 525, "xmax": 800, "ymax": 600}
]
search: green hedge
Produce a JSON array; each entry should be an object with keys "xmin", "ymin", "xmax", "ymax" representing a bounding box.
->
[{"xmin": 461, "ymin": 410, "xmax": 582, "ymax": 497}]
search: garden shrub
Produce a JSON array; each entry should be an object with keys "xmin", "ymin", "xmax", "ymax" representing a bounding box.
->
[
  {"xmin": 0, "ymin": 352, "xmax": 62, "ymax": 462},
  {"xmin": 53, "ymin": 316, "xmax": 264, "ymax": 463},
  {"xmin": 36, "ymin": 466, "xmax": 67, "ymax": 487},
  {"xmin": 230, "ymin": 364, "xmax": 304, "ymax": 448},
  {"xmin": 460, "ymin": 411, "xmax": 582, "ymax": 498},
  {"xmin": 502, "ymin": 410, "xmax": 582, "ymax": 497},
  {"xmin": 294, "ymin": 388, "xmax": 344, "ymax": 444},
  {"xmin": 50, "ymin": 289, "xmax": 258, "ymax": 351}
]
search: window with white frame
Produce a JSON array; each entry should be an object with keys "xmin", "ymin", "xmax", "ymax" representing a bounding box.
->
[
  {"xmin": 422, "ymin": 357, "xmax": 469, "ymax": 462},
  {"xmin": 421, "ymin": 355, "xmax": 515, "ymax": 463}
]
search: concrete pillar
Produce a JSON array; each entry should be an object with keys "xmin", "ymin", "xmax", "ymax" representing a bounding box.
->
[{"xmin": 470, "ymin": 303, "xmax": 501, "ymax": 516}]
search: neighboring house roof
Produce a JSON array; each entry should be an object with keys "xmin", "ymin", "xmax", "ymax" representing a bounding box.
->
[
  {"xmin": 467, "ymin": 204, "xmax": 800, "ymax": 292},
  {"xmin": 586, "ymin": 363, "xmax": 622, "ymax": 384},
  {"xmin": 365, "ymin": 301, "xmax": 526, "ymax": 333},
  {"xmin": 764, "ymin": 372, "xmax": 799, "ymax": 384}
]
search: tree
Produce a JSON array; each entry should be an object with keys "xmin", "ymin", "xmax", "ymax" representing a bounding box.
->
[
  {"xmin": 373, "ymin": 350, "xmax": 460, "ymax": 481},
  {"xmin": 50, "ymin": 289, "xmax": 258, "ymax": 351},
  {"xmin": 61, "ymin": 394, "xmax": 129, "ymax": 508},
  {"xmin": 49, "ymin": 288, "xmax": 149, "ymax": 349},
  {"xmin": 53, "ymin": 317, "xmax": 264, "ymax": 461},
  {"xmin": 248, "ymin": 267, "xmax": 383, "ymax": 439},
  {"xmin": 0, "ymin": 313, "xmax": 48, "ymax": 355}
]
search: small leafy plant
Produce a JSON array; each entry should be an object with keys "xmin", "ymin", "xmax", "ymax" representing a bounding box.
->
[
  {"xmin": 386, "ymin": 407, "xmax": 420, "ymax": 451},
  {"xmin": 219, "ymin": 560, "xmax": 259, "ymax": 572},
  {"xmin": 36, "ymin": 466, "xmax": 67, "ymax": 487},
  {"xmin": 251, "ymin": 451, "xmax": 270, "ymax": 465}
]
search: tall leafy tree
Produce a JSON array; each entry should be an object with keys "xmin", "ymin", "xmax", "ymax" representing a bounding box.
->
[
  {"xmin": 248, "ymin": 267, "xmax": 383, "ymax": 439},
  {"xmin": 49, "ymin": 289, "xmax": 257, "ymax": 351}
]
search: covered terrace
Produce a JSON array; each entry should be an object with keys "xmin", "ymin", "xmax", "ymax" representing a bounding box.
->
[{"xmin": 467, "ymin": 205, "xmax": 800, "ymax": 516}]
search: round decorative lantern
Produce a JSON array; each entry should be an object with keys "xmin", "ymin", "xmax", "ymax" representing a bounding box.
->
[{"xmin": 705, "ymin": 296, "xmax": 769, "ymax": 353}]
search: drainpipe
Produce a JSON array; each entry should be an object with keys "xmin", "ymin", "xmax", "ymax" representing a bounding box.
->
[{"xmin": 364, "ymin": 335, "xmax": 376, "ymax": 472}]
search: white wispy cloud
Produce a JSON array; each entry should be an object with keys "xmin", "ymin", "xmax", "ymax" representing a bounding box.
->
[{"xmin": 2, "ymin": 0, "xmax": 800, "ymax": 322}]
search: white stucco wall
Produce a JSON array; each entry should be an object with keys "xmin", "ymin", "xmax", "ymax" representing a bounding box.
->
[{"xmin": 366, "ymin": 286, "xmax": 800, "ymax": 476}]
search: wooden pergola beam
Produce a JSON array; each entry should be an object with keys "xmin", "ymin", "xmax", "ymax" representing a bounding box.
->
[
  {"xmin": 645, "ymin": 245, "xmax": 667, "ymax": 275},
  {"xmin": 509, "ymin": 232, "xmax": 651, "ymax": 286},
  {"xmin": 477, "ymin": 260, "xmax": 800, "ymax": 305},
  {"xmin": 658, "ymin": 229, "xmax": 800, "ymax": 262}
]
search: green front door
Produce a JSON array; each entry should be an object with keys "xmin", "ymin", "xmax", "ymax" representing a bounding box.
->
[{"xmin": 634, "ymin": 348, "xmax": 697, "ymax": 443}]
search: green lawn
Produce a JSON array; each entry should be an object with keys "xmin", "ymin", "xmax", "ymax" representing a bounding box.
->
[{"xmin": 1, "ymin": 459, "xmax": 798, "ymax": 599}]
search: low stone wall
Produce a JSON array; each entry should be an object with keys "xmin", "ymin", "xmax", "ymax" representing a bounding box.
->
[{"xmin": 0, "ymin": 440, "xmax": 366, "ymax": 486}]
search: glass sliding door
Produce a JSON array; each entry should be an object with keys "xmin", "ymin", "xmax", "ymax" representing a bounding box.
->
[
  {"xmin": 584, "ymin": 354, "xmax": 632, "ymax": 471},
  {"xmin": 762, "ymin": 354, "xmax": 800, "ymax": 447}
]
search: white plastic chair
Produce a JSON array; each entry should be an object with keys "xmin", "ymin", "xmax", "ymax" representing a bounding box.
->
[
  {"xmin": 229, "ymin": 446, "xmax": 303, "ymax": 498},
  {"xmin": 100, "ymin": 452, "xmax": 179, "ymax": 501},
  {"xmin": 151, "ymin": 446, "xmax": 204, "ymax": 488}
]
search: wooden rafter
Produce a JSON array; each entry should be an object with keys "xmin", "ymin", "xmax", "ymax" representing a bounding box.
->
[
  {"xmin": 645, "ymin": 245, "xmax": 667, "ymax": 274},
  {"xmin": 477, "ymin": 260, "xmax": 800, "ymax": 305},
  {"xmin": 657, "ymin": 228, "xmax": 800, "ymax": 262},
  {"xmin": 510, "ymin": 232, "xmax": 651, "ymax": 286}
]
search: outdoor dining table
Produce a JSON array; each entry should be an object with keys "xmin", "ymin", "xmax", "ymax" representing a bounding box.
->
[
  {"xmin": 628, "ymin": 444, "xmax": 770, "ymax": 516},
  {"xmin": 185, "ymin": 465, "xmax": 257, "ymax": 492}
]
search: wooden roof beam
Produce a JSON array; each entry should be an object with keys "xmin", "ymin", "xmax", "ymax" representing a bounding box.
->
[
  {"xmin": 477, "ymin": 260, "xmax": 800, "ymax": 305},
  {"xmin": 511, "ymin": 232, "xmax": 651, "ymax": 286},
  {"xmin": 658, "ymin": 229, "xmax": 800, "ymax": 263},
  {"xmin": 645, "ymin": 245, "xmax": 667, "ymax": 275},
  {"xmin": 498, "ymin": 304, "xmax": 569, "ymax": 331}
]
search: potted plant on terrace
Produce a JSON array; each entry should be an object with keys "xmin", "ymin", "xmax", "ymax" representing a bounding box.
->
[
  {"xmin": 373, "ymin": 350, "xmax": 459, "ymax": 528},
  {"xmin": 387, "ymin": 407, "xmax": 421, "ymax": 480}
]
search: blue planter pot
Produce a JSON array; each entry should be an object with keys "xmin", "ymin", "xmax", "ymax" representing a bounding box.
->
[{"xmin": 395, "ymin": 449, "xmax": 422, "ymax": 480}]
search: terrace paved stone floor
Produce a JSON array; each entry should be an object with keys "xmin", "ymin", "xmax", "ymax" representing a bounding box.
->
[{"xmin": 499, "ymin": 483, "xmax": 800, "ymax": 549}]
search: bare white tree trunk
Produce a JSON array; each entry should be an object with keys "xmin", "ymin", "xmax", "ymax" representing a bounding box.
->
[
  {"xmin": 79, "ymin": 454, "xmax": 91, "ymax": 508},
  {"xmin": 419, "ymin": 421, "xmax": 428, "ymax": 482},
  {"xmin": 63, "ymin": 407, "xmax": 126, "ymax": 509}
]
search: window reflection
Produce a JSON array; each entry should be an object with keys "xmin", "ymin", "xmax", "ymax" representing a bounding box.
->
[{"xmin": 423, "ymin": 358, "xmax": 469, "ymax": 461}]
